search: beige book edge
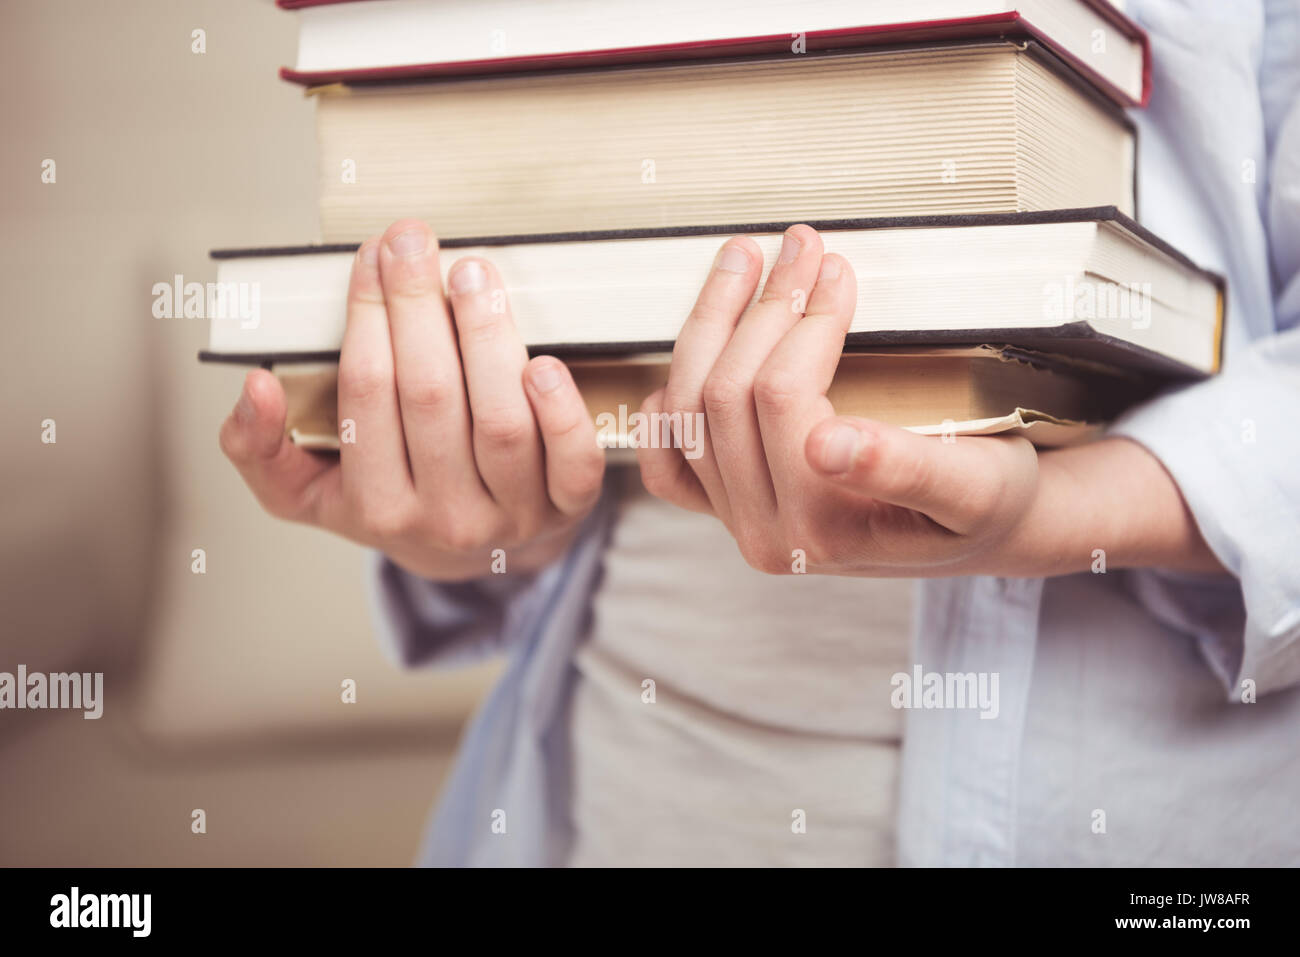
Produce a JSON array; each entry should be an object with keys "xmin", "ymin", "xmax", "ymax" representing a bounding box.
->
[{"xmin": 276, "ymin": 350, "xmax": 1101, "ymax": 456}]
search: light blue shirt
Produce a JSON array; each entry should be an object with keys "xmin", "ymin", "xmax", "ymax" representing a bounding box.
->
[{"xmin": 369, "ymin": 0, "xmax": 1300, "ymax": 866}]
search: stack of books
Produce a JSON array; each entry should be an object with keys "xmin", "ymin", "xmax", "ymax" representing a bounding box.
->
[{"xmin": 202, "ymin": 0, "xmax": 1224, "ymax": 451}]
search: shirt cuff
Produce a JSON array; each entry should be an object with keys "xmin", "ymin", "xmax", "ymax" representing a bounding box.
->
[{"xmin": 365, "ymin": 552, "xmax": 547, "ymax": 668}]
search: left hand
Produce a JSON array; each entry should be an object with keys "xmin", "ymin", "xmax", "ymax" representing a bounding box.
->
[{"xmin": 636, "ymin": 223, "xmax": 1042, "ymax": 577}]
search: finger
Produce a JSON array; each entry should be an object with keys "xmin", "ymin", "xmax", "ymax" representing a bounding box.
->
[
  {"xmin": 703, "ymin": 224, "xmax": 824, "ymax": 518},
  {"xmin": 805, "ymin": 417, "xmax": 1038, "ymax": 535},
  {"xmin": 662, "ymin": 237, "xmax": 763, "ymax": 522},
  {"xmin": 338, "ymin": 236, "xmax": 416, "ymax": 514},
  {"xmin": 755, "ymin": 253, "xmax": 857, "ymax": 496},
  {"xmin": 377, "ymin": 221, "xmax": 491, "ymax": 513},
  {"xmin": 523, "ymin": 356, "xmax": 606, "ymax": 516},
  {"xmin": 448, "ymin": 257, "xmax": 549, "ymax": 528},
  {"xmin": 219, "ymin": 369, "xmax": 344, "ymax": 529},
  {"xmin": 634, "ymin": 387, "xmax": 713, "ymax": 514}
]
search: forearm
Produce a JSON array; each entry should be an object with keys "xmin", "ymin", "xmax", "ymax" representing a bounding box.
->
[{"xmin": 987, "ymin": 437, "xmax": 1226, "ymax": 578}]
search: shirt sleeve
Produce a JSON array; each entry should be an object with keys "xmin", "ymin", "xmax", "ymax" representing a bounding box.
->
[
  {"xmin": 365, "ymin": 490, "xmax": 614, "ymax": 670},
  {"xmin": 1109, "ymin": 330, "xmax": 1300, "ymax": 698},
  {"xmin": 1108, "ymin": 0, "xmax": 1300, "ymax": 698}
]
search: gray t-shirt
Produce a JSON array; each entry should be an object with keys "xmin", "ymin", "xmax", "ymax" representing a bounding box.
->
[{"xmin": 566, "ymin": 471, "xmax": 912, "ymax": 866}]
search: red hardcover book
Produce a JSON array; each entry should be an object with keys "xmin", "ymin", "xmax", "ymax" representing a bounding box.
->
[{"xmin": 275, "ymin": 0, "xmax": 1151, "ymax": 108}]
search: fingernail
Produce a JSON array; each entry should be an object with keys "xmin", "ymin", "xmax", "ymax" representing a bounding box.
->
[
  {"xmin": 357, "ymin": 240, "xmax": 379, "ymax": 268},
  {"xmin": 530, "ymin": 361, "xmax": 563, "ymax": 394},
  {"xmin": 234, "ymin": 383, "xmax": 255, "ymax": 424},
  {"xmin": 777, "ymin": 230, "xmax": 802, "ymax": 265},
  {"xmin": 450, "ymin": 261, "xmax": 486, "ymax": 294},
  {"xmin": 819, "ymin": 424, "xmax": 861, "ymax": 473},
  {"xmin": 386, "ymin": 227, "xmax": 427, "ymax": 258},
  {"xmin": 717, "ymin": 244, "xmax": 750, "ymax": 274},
  {"xmin": 818, "ymin": 256, "xmax": 842, "ymax": 282}
]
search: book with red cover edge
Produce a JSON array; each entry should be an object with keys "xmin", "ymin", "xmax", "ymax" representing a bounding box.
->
[{"xmin": 274, "ymin": 1, "xmax": 1151, "ymax": 108}]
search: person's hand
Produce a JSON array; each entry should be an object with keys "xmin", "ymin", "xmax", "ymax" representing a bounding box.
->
[
  {"xmin": 637, "ymin": 225, "xmax": 1222, "ymax": 578},
  {"xmin": 219, "ymin": 219, "xmax": 605, "ymax": 582}
]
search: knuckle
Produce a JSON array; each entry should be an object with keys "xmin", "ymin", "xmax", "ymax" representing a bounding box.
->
[
  {"xmin": 338, "ymin": 357, "xmax": 393, "ymax": 403},
  {"xmin": 349, "ymin": 287, "xmax": 385, "ymax": 307},
  {"xmin": 702, "ymin": 369, "xmax": 751, "ymax": 420},
  {"xmin": 636, "ymin": 387, "xmax": 664, "ymax": 419},
  {"xmin": 752, "ymin": 362, "xmax": 802, "ymax": 413},
  {"xmin": 637, "ymin": 458, "xmax": 690, "ymax": 507},
  {"xmin": 388, "ymin": 275, "xmax": 439, "ymax": 301},
  {"xmin": 347, "ymin": 276, "xmax": 385, "ymax": 307},
  {"xmin": 753, "ymin": 550, "xmax": 791, "ymax": 576},
  {"xmin": 663, "ymin": 386, "xmax": 703, "ymax": 418},
  {"xmin": 474, "ymin": 408, "xmax": 535, "ymax": 447},
  {"xmin": 555, "ymin": 454, "xmax": 605, "ymax": 510},
  {"xmin": 439, "ymin": 515, "xmax": 492, "ymax": 553},
  {"xmin": 546, "ymin": 403, "xmax": 594, "ymax": 443},
  {"xmin": 735, "ymin": 530, "xmax": 787, "ymax": 576},
  {"xmin": 400, "ymin": 372, "xmax": 459, "ymax": 413}
]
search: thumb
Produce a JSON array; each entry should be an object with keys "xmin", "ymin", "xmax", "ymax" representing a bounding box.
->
[
  {"xmin": 220, "ymin": 369, "xmax": 289, "ymax": 461},
  {"xmin": 219, "ymin": 369, "xmax": 341, "ymax": 527},
  {"xmin": 804, "ymin": 416, "xmax": 1037, "ymax": 534}
]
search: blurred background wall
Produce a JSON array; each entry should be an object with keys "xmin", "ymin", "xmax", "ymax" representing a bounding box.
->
[{"xmin": 0, "ymin": 0, "xmax": 498, "ymax": 866}]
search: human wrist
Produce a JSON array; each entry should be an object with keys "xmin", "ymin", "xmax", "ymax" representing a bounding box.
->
[{"xmin": 982, "ymin": 438, "xmax": 1224, "ymax": 579}]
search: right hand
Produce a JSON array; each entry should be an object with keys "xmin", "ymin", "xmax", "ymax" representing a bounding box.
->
[{"xmin": 219, "ymin": 219, "xmax": 606, "ymax": 582}]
